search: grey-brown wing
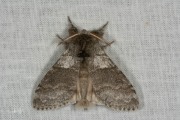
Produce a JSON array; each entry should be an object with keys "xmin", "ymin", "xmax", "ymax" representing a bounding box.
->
[
  {"xmin": 33, "ymin": 49, "xmax": 80, "ymax": 110},
  {"xmin": 88, "ymin": 48, "xmax": 139, "ymax": 111}
]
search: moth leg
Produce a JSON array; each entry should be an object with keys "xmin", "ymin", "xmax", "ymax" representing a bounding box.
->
[
  {"xmin": 89, "ymin": 32, "xmax": 115, "ymax": 49},
  {"xmin": 97, "ymin": 21, "xmax": 109, "ymax": 33},
  {"xmin": 56, "ymin": 34, "xmax": 74, "ymax": 46},
  {"xmin": 101, "ymin": 40, "xmax": 115, "ymax": 49},
  {"xmin": 56, "ymin": 34, "xmax": 64, "ymax": 41},
  {"xmin": 56, "ymin": 34, "xmax": 65, "ymax": 45},
  {"xmin": 56, "ymin": 16, "xmax": 78, "ymax": 42},
  {"xmin": 56, "ymin": 16, "xmax": 79, "ymax": 45},
  {"xmin": 91, "ymin": 21, "xmax": 108, "ymax": 37},
  {"xmin": 67, "ymin": 16, "xmax": 79, "ymax": 35},
  {"xmin": 67, "ymin": 16, "xmax": 75, "ymax": 27},
  {"xmin": 90, "ymin": 22, "xmax": 114, "ymax": 46}
]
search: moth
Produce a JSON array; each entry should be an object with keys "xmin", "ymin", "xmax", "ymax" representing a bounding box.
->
[{"xmin": 33, "ymin": 17, "xmax": 139, "ymax": 111}]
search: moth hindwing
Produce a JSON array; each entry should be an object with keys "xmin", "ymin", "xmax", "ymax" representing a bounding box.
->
[{"xmin": 33, "ymin": 17, "xmax": 139, "ymax": 111}]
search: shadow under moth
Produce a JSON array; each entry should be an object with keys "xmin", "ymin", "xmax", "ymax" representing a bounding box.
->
[{"xmin": 33, "ymin": 17, "xmax": 139, "ymax": 111}]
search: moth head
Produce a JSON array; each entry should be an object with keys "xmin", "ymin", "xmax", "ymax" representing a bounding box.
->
[
  {"xmin": 57, "ymin": 17, "xmax": 114, "ymax": 60},
  {"xmin": 65, "ymin": 28, "xmax": 109, "ymax": 44},
  {"xmin": 57, "ymin": 17, "xmax": 111, "ymax": 47},
  {"xmin": 67, "ymin": 16, "xmax": 107, "ymax": 39}
]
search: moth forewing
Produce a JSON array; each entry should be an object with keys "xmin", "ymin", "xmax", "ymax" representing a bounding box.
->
[{"xmin": 33, "ymin": 17, "xmax": 139, "ymax": 111}]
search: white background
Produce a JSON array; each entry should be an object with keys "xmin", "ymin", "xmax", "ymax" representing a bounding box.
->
[{"xmin": 0, "ymin": 0, "xmax": 179, "ymax": 120}]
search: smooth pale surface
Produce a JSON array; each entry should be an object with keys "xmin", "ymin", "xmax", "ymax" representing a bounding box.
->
[{"xmin": 0, "ymin": 0, "xmax": 179, "ymax": 120}]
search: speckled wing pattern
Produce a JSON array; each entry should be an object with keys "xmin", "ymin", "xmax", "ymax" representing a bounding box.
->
[
  {"xmin": 33, "ymin": 49, "xmax": 79, "ymax": 110},
  {"xmin": 88, "ymin": 45, "xmax": 139, "ymax": 110}
]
